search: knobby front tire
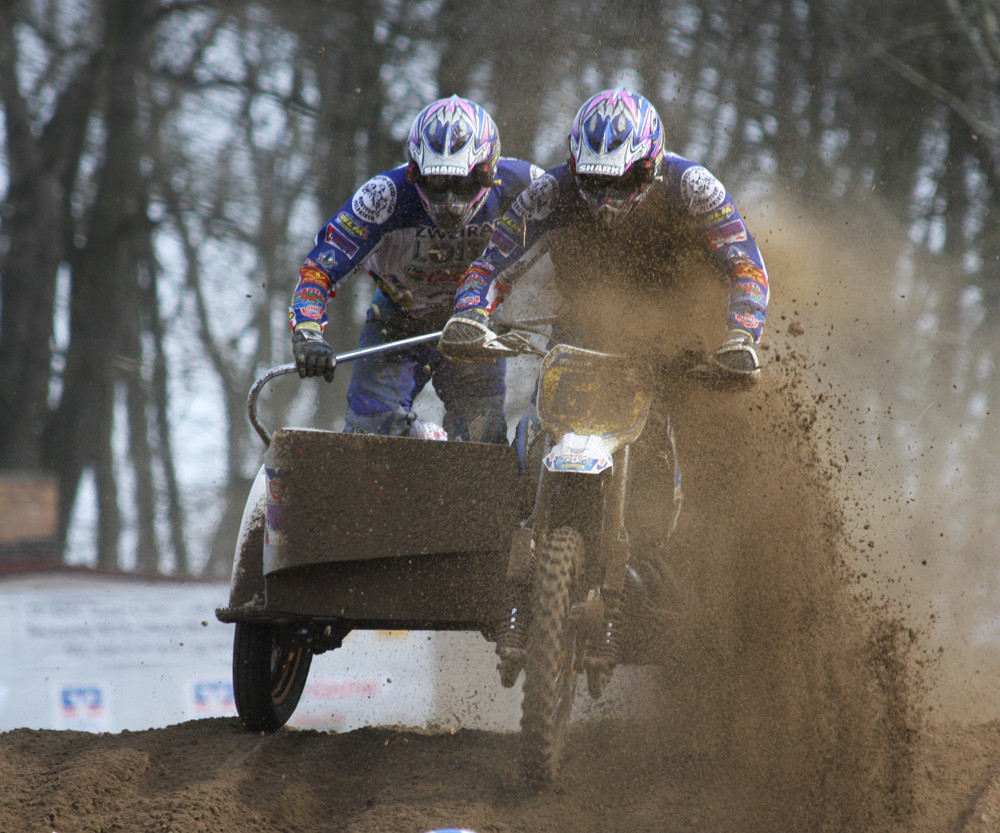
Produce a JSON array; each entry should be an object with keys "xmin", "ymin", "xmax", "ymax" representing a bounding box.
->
[{"xmin": 520, "ymin": 526, "xmax": 583, "ymax": 787}]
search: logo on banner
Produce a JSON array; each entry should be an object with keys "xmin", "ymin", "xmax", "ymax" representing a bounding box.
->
[
  {"xmin": 191, "ymin": 680, "xmax": 235, "ymax": 715},
  {"xmin": 57, "ymin": 684, "xmax": 111, "ymax": 731},
  {"xmin": 61, "ymin": 686, "xmax": 105, "ymax": 717}
]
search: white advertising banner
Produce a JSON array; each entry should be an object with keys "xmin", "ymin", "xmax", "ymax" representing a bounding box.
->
[{"xmin": 0, "ymin": 573, "xmax": 524, "ymax": 734}]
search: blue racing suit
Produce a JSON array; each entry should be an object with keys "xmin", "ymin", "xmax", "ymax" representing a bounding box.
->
[
  {"xmin": 453, "ymin": 155, "xmax": 770, "ymax": 475},
  {"xmin": 289, "ymin": 159, "xmax": 541, "ymax": 441},
  {"xmin": 453, "ymin": 155, "xmax": 769, "ymax": 346}
]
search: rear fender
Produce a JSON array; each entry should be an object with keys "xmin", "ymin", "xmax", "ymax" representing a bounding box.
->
[{"xmin": 228, "ymin": 465, "xmax": 267, "ymax": 609}]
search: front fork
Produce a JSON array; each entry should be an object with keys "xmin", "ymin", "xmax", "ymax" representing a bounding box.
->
[
  {"xmin": 590, "ymin": 444, "xmax": 631, "ymax": 672},
  {"xmin": 496, "ymin": 445, "xmax": 633, "ymax": 690},
  {"xmin": 496, "ymin": 456, "xmax": 551, "ymax": 688}
]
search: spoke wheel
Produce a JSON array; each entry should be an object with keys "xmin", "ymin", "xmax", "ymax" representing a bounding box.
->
[
  {"xmin": 233, "ymin": 622, "xmax": 312, "ymax": 732},
  {"xmin": 520, "ymin": 526, "xmax": 582, "ymax": 787}
]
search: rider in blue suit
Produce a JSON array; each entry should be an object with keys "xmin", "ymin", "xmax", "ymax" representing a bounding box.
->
[
  {"xmin": 438, "ymin": 90, "xmax": 772, "ymax": 676},
  {"xmin": 439, "ymin": 88, "xmax": 770, "ymax": 379}
]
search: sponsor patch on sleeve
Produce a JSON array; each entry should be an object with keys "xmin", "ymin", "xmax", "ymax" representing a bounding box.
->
[
  {"xmin": 463, "ymin": 263, "xmax": 494, "ymax": 284},
  {"xmin": 335, "ymin": 211, "xmax": 369, "ymax": 239},
  {"xmin": 292, "ymin": 319, "xmax": 322, "ymax": 333},
  {"xmin": 299, "ymin": 265, "xmax": 333, "ymax": 290},
  {"xmin": 461, "ymin": 275, "xmax": 486, "ymax": 293},
  {"xmin": 325, "ymin": 223, "xmax": 360, "ymax": 258},
  {"xmin": 732, "ymin": 280, "xmax": 767, "ymax": 304},
  {"xmin": 351, "ymin": 175, "xmax": 397, "ymax": 224},
  {"xmin": 680, "ymin": 165, "xmax": 728, "ymax": 214},
  {"xmin": 295, "ymin": 284, "xmax": 325, "ymax": 303},
  {"xmin": 734, "ymin": 310, "xmax": 765, "ymax": 331},
  {"xmin": 707, "ymin": 219, "xmax": 748, "ymax": 249},
  {"xmin": 733, "ymin": 261, "xmax": 768, "ymax": 289},
  {"xmin": 298, "ymin": 302, "xmax": 325, "ymax": 321},
  {"xmin": 490, "ymin": 226, "xmax": 520, "ymax": 257},
  {"xmin": 498, "ymin": 211, "xmax": 525, "ymax": 239},
  {"xmin": 703, "ymin": 201, "xmax": 735, "ymax": 224}
]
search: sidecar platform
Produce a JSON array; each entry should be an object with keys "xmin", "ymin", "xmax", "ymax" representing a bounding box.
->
[{"xmin": 216, "ymin": 429, "xmax": 521, "ymax": 633}]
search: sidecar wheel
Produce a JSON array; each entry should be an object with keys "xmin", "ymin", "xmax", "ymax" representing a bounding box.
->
[
  {"xmin": 233, "ymin": 622, "xmax": 312, "ymax": 732},
  {"xmin": 520, "ymin": 526, "xmax": 582, "ymax": 787}
]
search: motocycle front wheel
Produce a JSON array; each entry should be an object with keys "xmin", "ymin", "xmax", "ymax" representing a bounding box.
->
[
  {"xmin": 232, "ymin": 622, "xmax": 312, "ymax": 732},
  {"xmin": 520, "ymin": 526, "xmax": 583, "ymax": 787}
]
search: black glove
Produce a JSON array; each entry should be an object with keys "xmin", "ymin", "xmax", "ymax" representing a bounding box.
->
[
  {"xmin": 292, "ymin": 329, "xmax": 336, "ymax": 382},
  {"xmin": 438, "ymin": 308, "xmax": 495, "ymax": 360},
  {"xmin": 714, "ymin": 330, "xmax": 761, "ymax": 382}
]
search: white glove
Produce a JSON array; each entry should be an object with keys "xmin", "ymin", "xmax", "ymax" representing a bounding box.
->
[
  {"xmin": 714, "ymin": 329, "xmax": 761, "ymax": 381},
  {"xmin": 438, "ymin": 308, "xmax": 496, "ymax": 360}
]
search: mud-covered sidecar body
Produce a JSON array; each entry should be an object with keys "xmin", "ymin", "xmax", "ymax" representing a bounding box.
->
[
  {"xmin": 216, "ymin": 426, "xmax": 520, "ymax": 731},
  {"xmin": 219, "ymin": 427, "xmax": 519, "ymax": 626},
  {"xmin": 213, "ymin": 331, "xmax": 525, "ymax": 732},
  {"xmin": 210, "ymin": 320, "xmax": 534, "ymax": 733}
]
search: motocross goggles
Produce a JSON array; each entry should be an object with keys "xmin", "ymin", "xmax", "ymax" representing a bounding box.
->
[
  {"xmin": 575, "ymin": 160, "xmax": 656, "ymax": 226},
  {"xmin": 575, "ymin": 160, "xmax": 656, "ymax": 199},
  {"xmin": 412, "ymin": 164, "xmax": 494, "ymax": 197},
  {"xmin": 413, "ymin": 166, "xmax": 493, "ymax": 233}
]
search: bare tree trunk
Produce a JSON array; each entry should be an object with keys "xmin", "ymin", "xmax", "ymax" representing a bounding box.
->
[
  {"xmin": 49, "ymin": 0, "xmax": 160, "ymax": 568},
  {"xmin": 129, "ymin": 370, "xmax": 160, "ymax": 574},
  {"xmin": 148, "ymin": 267, "xmax": 190, "ymax": 574},
  {"xmin": 94, "ymin": 398, "xmax": 121, "ymax": 571},
  {"xmin": 0, "ymin": 6, "xmax": 98, "ymax": 480}
]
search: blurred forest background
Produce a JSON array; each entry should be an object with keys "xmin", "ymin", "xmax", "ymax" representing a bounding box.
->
[{"xmin": 1, "ymin": 0, "xmax": 998, "ymax": 608}]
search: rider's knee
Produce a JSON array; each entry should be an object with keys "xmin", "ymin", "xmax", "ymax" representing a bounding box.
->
[
  {"xmin": 343, "ymin": 404, "xmax": 412, "ymax": 436},
  {"xmin": 444, "ymin": 397, "xmax": 507, "ymax": 444}
]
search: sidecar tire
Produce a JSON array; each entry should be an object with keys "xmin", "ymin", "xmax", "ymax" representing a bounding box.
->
[{"xmin": 233, "ymin": 622, "xmax": 312, "ymax": 732}]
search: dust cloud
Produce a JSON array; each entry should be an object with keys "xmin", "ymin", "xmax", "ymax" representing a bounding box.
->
[{"xmin": 753, "ymin": 185, "xmax": 1000, "ymax": 724}]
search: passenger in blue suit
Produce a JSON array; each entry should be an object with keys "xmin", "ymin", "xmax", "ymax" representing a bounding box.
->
[{"xmin": 288, "ymin": 96, "xmax": 541, "ymax": 441}]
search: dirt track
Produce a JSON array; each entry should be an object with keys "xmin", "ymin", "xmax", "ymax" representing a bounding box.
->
[
  {"xmin": 0, "ymin": 714, "xmax": 996, "ymax": 833},
  {"xmin": 4, "ymin": 198, "xmax": 1000, "ymax": 832}
]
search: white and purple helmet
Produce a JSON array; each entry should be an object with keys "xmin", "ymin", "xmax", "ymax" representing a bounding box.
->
[
  {"xmin": 569, "ymin": 88, "xmax": 664, "ymax": 226},
  {"xmin": 406, "ymin": 95, "xmax": 500, "ymax": 233}
]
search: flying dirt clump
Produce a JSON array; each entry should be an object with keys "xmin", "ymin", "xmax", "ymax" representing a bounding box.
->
[{"xmin": 598, "ymin": 322, "xmax": 922, "ymax": 833}]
